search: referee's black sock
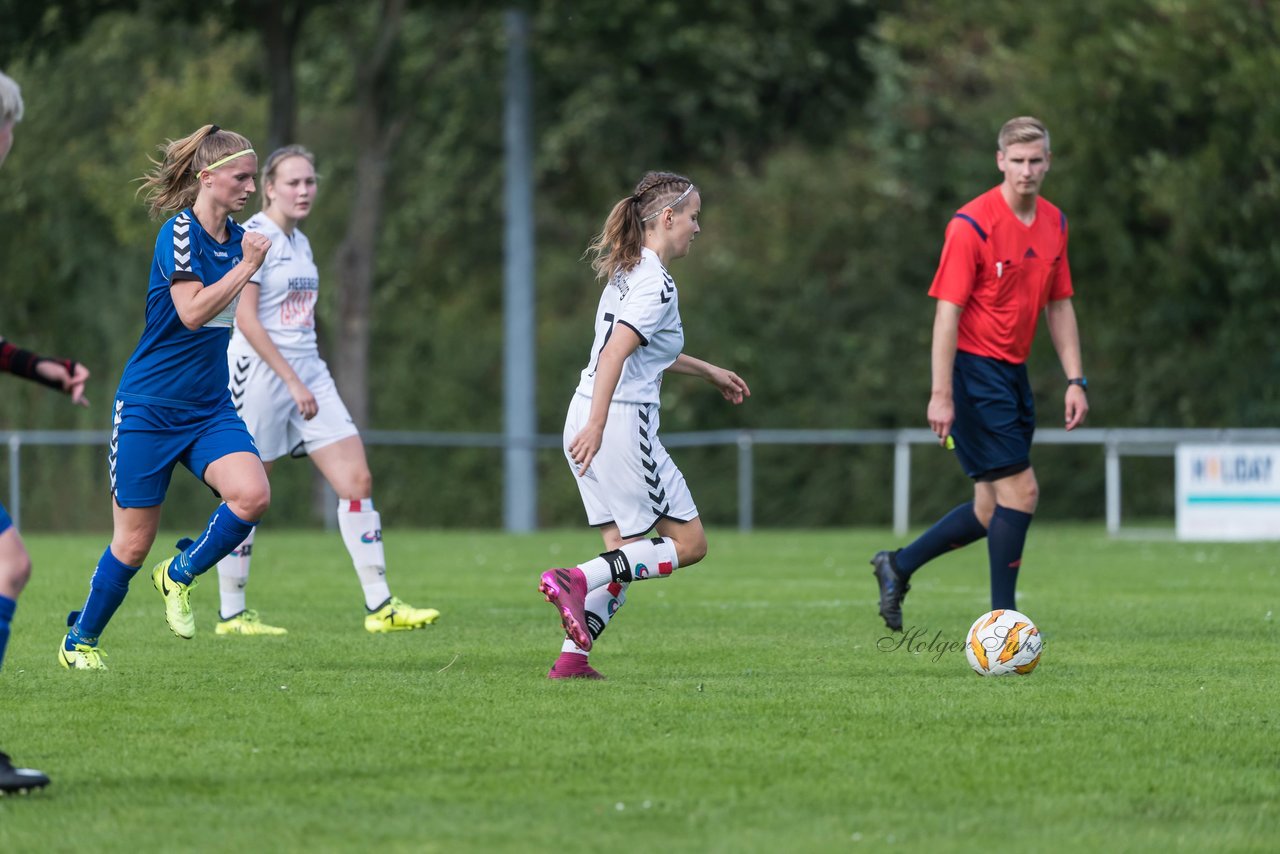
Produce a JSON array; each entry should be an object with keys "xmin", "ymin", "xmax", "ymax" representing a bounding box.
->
[
  {"xmin": 988, "ymin": 505, "xmax": 1033, "ymax": 610},
  {"xmin": 896, "ymin": 501, "xmax": 988, "ymax": 578}
]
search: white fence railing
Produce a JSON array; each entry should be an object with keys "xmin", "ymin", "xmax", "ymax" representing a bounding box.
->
[{"xmin": 6, "ymin": 428, "xmax": 1280, "ymax": 534}]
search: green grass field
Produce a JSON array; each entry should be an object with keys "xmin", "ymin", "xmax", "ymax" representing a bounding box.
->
[{"xmin": 0, "ymin": 526, "xmax": 1276, "ymax": 852}]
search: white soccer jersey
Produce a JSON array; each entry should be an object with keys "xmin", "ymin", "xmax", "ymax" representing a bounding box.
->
[
  {"xmin": 228, "ymin": 211, "xmax": 319, "ymax": 358},
  {"xmin": 574, "ymin": 248, "xmax": 683, "ymax": 405}
]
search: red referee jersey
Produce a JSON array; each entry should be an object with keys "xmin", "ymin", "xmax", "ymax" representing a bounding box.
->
[{"xmin": 928, "ymin": 186, "xmax": 1073, "ymax": 364}]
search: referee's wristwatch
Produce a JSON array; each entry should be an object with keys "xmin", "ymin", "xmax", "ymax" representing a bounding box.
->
[{"xmin": 1067, "ymin": 376, "xmax": 1088, "ymax": 391}]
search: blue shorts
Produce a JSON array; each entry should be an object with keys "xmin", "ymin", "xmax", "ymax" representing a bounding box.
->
[
  {"xmin": 0, "ymin": 502, "xmax": 11, "ymax": 535},
  {"xmin": 950, "ymin": 351, "xmax": 1035, "ymax": 481},
  {"xmin": 110, "ymin": 398, "xmax": 260, "ymax": 508}
]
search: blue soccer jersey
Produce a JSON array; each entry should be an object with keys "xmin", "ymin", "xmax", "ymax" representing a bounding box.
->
[{"xmin": 117, "ymin": 210, "xmax": 246, "ymax": 409}]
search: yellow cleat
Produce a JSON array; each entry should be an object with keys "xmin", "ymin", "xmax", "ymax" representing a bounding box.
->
[
  {"xmin": 365, "ymin": 597, "xmax": 440, "ymax": 633},
  {"xmin": 58, "ymin": 636, "xmax": 108, "ymax": 671},
  {"xmin": 215, "ymin": 610, "xmax": 288, "ymax": 636},
  {"xmin": 152, "ymin": 557, "xmax": 197, "ymax": 639}
]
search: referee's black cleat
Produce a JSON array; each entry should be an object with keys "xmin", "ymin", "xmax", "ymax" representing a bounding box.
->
[
  {"xmin": 0, "ymin": 751, "xmax": 50, "ymax": 796},
  {"xmin": 870, "ymin": 550, "xmax": 909, "ymax": 632}
]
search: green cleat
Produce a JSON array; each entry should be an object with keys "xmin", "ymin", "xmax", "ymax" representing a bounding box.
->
[
  {"xmin": 58, "ymin": 636, "xmax": 108, "ymax": 671},
  {"xmin": 152, "ymin": 557, "xmax": 197, "ymax": 639},
  {"xmin": 365, "ymin": 597, "xmax": 440, "ymax": 633},
  {"xmin": 216, "ymin": 609, "xmax": 288, "ymax": 636}
]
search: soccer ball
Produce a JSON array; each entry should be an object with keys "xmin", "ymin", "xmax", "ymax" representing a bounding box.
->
[{"xmin": 964, "ymin": 609, "xmax": 1043, "ymax": 676}]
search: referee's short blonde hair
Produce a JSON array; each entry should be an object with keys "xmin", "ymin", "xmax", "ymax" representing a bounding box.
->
[
  {"xmin": 0, "ymin": 71, "xmax": 24, "ymax": 125},
  {"xmin": 998, "ymin": 116, "xmax": 1049, "ymax": 153}
]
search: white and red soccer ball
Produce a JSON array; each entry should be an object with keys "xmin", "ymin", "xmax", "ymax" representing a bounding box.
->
[{"xmin": 965, "ymin": 609, "xmax": 1043, "ymax": 676}]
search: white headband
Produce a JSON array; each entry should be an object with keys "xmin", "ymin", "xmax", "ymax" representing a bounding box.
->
[{"xmin": 641, "ymin": 184, "xmax": 695, "ymax": 222}]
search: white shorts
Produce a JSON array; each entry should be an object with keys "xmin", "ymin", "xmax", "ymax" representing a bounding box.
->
[
  {"xmin": 564, "ymin": 392, "xmax": 697, "ymax": 539},
  {"xmin": 229, "ymin": 351, "xmax": 358, "ymax": 462}
]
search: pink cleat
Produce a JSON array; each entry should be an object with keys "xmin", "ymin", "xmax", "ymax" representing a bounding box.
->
[
  {"xmin": 538, "ymin": 568, "xmax": 592, "ymax": 652},
  {"xmin": 547, "ymin": 652, "xmax": 605, "ymax": 680}
]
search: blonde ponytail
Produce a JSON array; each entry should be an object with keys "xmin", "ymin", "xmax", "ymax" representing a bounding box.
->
[
  {"xmin": 137, "ymin": 124, "xmax": 255, "ymax": 219},
  {"xmin": 585, "ymin": 171, "xmax": 695, "ymax": 281}
]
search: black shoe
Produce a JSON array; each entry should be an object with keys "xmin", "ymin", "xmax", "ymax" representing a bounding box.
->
[
  {"xmin": 0, "ymin": 751, "xmax": 50, "ymax": 795},
  {"xmin": 870, "ymin": 550, "xmax": 910, "ymax": 632}
]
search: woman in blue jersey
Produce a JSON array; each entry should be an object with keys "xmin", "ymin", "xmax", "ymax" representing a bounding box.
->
[
  {"xmin": 538, "ymin": 171, "xmax": 750, "ymax": 679},
  {"xmin": 60, "ymin": 125, "xmax": 272, "ymax": 670},
  {"xmin": 213, "ymin": 145, "xmax": 439, "ymax": 635}
]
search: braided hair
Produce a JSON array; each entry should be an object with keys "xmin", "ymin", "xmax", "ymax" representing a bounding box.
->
[{"xmin": 586, "ymin": 171, "xmax": 696, "ymax": 281}]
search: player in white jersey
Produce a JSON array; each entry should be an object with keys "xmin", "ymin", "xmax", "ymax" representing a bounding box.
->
[
  {"xmin": 538, "ymin": 171, "xmax": 750, "ymax": 679},
  {"xmin": 216, "ymin": 145, "xmax": 439, "ymax": 635}
]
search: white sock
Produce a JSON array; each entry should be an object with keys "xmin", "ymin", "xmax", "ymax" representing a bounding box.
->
[
  {"xmin": 578, "ymin": 537, "xmax": 678, "ymax": 590},
  {"xmin": 561, "ymin": 581, "xmax": 630, "ymax": 654},
  {"xmin": 215, "ymin": 528, "xmax": 254, "ymax": 619},
  {"xmin": 338, "ymin": 498, "xmax": 392, "ymax": 610}
]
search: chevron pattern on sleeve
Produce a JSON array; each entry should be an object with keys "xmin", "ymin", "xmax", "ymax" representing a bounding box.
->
[{"xmin": 173, "ymin": 212, "xmax": 193, "ymax": 274}]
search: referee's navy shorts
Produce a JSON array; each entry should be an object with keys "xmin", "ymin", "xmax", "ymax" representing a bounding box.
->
[
  {"xmin": 950, "ymin": 350, "xmax": 1035, "ymax": 482},
  {"xmin": 110, "ymin": 397, "xmax": 260, "ymax": 508}
]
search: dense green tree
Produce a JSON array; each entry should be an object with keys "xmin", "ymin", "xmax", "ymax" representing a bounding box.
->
[{"xmin": 2, "ymin": 0, "xmax": 1276, "ymax": 531}]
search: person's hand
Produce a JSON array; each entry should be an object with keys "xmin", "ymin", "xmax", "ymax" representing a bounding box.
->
[
  {"xmin": 287, "ymin": 378, "xmax": 318, "ymax": 420},
  {"xmin": 927, "ymin": 392, "xmax": 954, "ymax": 447},
  {"xmin": 36, "ymin": 359, "xmax": 90, "ymax": 407},
  {"xmin": 709, "ymin": 367, "xmax": 751, "ymax": 404},
  {"xmin": 65, "ymin": 361, "xmax": 90, "ymax": 406},
  {"xmin": 568, "ymin": 421, "xmax": 606, "ymax": 477},
  {"xmin": 241, "ymin": 232, "xmax": 271, "ymax": 270},
  {"xmin": 1064, "ymin": 385, "xmax": 1089, "ymax": 430}
]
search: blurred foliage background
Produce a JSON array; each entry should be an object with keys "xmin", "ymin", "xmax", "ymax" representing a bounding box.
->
[{"xmin": 1, "ymin": 0, "xmax": 1277, "ymax": 532}]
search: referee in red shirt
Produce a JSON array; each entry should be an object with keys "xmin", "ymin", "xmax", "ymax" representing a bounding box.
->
[{"xmin": 872, "ymin": 116, "xmax": 1089, "ymax": 632}]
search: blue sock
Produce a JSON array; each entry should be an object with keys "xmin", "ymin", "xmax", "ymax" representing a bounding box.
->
[
  {"xmin": 988, "ymin": 505, "xmax": 1033, "ymax": 610},
  {"xmin": 896, "ymin": 502, "xmax": 988, "ymax": 578},
  {"xmin": 0, "ymin": 595, "xmax": 15, "ymax": 671},
  {"xmin": 169, "ymin": 503, "xmax": 257, "ymax": 585},
  {"xmin": 67, "ymin": 547, "xmax": 139, "ymax": 647}
]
